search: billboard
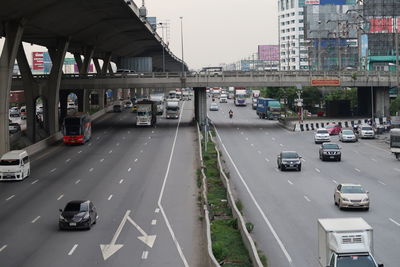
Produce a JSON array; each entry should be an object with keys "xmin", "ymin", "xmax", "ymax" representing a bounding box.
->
[
  {"xmin": 32, "ymin": 52, "xmax": 44, "ymax": 70},
  {"xmin": 258, "ymin": 45, "xmax": 279, "ymax": 61}
]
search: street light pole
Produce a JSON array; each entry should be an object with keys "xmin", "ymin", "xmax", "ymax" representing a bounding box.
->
[
  {"xmin": 179, "ymin": 16, "xmax": 185, "ymax": 73},
  {"xmin": 158, "ymin": 22, "xmax": 166, "ymax": 72}
]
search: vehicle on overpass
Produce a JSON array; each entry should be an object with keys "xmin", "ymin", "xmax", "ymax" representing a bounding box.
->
[
  {"xmin": 59, "ymin": 200, "xmax": 97, "ymax": 230},
  {"xmin": 256, "ymin": 98, "xmax": 281, "ymax": 119},
  {"xmin": 390, "ymin": 128, "xmax": 400, "ymax": 160},
  {"xmin": 150, "ymin": 94, "xmax": 165, "ymax": 115},
  {"xmin": 334, "ymin": 183, "xmax": 369, "ymax": 210},
  {"xmin": 317, "ymin": 218, "xmax": 382, "ymax": 267},
  {"xmin": 200, "ymin": 66, "xmax": 223, "ymax": 76},
  {"xmin": 136, "ymin": 100, "xmax": 157, "ymax": 126},
  {"xmin": 62, "ymin": 113, "xmax": 92, "ymax": 144},
  {"xmin": 0, "ymin": 150, "xmax": 30, "ymax": 181},
  {"xmin": 277, "ymin": 151, "xmax": 302, "ymax": 171},
  {"xmin": 319, "ymin": 143, "xmax": 341, "ymax": 161},
  {"xmin": 234, "ymin": 87, "xmax": 247, "ymax": 106},
  {"xmin": 165, "ymin": 98, "xmax": 180, "ymax": 119}
]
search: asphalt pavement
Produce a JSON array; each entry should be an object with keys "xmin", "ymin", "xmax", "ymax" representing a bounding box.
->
[
  {"xmin": 208, "ymin": 98, "xmax": 400, "ymax": 267},
  {"xmin": 0, "ymin": 100, "xmax": 204, "ymax": 267}
]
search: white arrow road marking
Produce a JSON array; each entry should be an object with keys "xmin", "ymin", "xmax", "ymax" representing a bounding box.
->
[
  {"xmin": 0, "ymin": 245, "xmax": 7, "ymax": 252},
  {"xmin": 68, "ymin": 244, "xmax": 78, "ymax": 255},
  {"xmin": 154, "ymin": 208, "xmax": 160, "ymax": 213},
  {"xmin": 100, "ymin": 210, "xmax": 157, "ymax": 261},
  {"xmin": 31, "ymin": 216, "xmax": 41, "ymax": 223},
  {"xmin": 389, "ymin": 218, "xmax": 400, "ymax": 227}
]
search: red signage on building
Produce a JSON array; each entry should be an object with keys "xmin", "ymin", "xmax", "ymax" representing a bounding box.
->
[
  {"xmin": 369, "ymin": 18, "xmax": 393, "ymax": 33},
  {"xmin": 32, "ymin": 52, "xmax": 44, "ymax": 70}
]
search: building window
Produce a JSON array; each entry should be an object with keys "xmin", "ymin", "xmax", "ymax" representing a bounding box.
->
[
  {"xmin": 291, "ymin": 58, "xmax": 296, "ymax": 62},
  {"xmin": 299, "ymin": 19, "xmax": 304, "ymax": 23},
  {"xmin": 299, "ymin": 11, "xmax": 304, "ymax": 16},
  {"xmin": 299, "ymin": 27, "xmax": 304, "ymax": 31},
  {"xmin": 291, "ymin": 20, "xmax": 295, "ymax": 24}
]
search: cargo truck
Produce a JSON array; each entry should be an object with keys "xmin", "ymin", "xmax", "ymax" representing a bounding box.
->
[
  {"xmin": 256, "ymin": 98, "xmax": 281, "ymax": 119},
  {"xmin": 234, "ymin": 87, "xmax": 247, "ymax": 106},
  {"xmin": 251, "ymin": 90, "xmax": 261, "ymax": 110},
  {"xmin": 318, "ymin": 218, "xmax": 383, "ymax": 267},
  {"xmin": 136, "ymin": 100, "xmax": 157, "ymax": 126},
  {"xmin": 150, "ymin": 94, "xmax": 164, "ymax": 115},
  {"xmin": 165, "ymin": 99, "xmax": 180, "ymax": 119}
]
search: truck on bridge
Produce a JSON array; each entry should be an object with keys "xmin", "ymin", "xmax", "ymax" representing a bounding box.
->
[
  {"xmin": 256, "ymin": 98, "xmax": 281, "ymax": 120},
  {"xmin": 136, "ymin": 100, "xmax": 157, "ymax": 126},
  {"xmin": 234, "ymin": 87, "xmax": 247, "ymax": 106}
]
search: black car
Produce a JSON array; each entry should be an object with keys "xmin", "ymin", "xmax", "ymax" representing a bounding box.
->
[
  {"xmin": 59, "ymin": 200, "xmax": 97, "ymax": 230},
  {"xmin": 319, "ymin": 143, "xmax": 341, "ymax": 161},
  {"xmin": 113, "ymin": 104, "xmax": 122, "ymax": 112},
  {"xmin": 277, "ymin": 151, "xmax": 302, "ymax": 171}
]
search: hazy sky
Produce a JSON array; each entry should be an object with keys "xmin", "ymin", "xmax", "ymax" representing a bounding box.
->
[{"xmin": 145, "ymin": 0, "xmax": 278, "ymax": 69}]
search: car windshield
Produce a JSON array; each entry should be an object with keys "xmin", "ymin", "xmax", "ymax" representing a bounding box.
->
[
  {"xmin": 342, "ymin": 186, "xmax": 366, "ymax": 194},
  {"xmin": 0, "ymin": 159, "xmax": 20, "ymax": 165},
  {"xmin": 325, "ymin": 125, "xmax": 333, "ymax": 129},
  {"xmin": 282, "ymin": 152, "xmax": 298, "ymax": 159},
  {"xmin": 323, "ymin": 144, "xmax": 339, "ymax": 149},
  {"xmin": 362, "ymin": 126, "xmax": 373, "ymax": 131},
  {"xmin": 342, "ymin": 130, "xmax": 354, "ymax": 135},
  {"xmin": 64, "ymin": 202, "xmax": 89, "ymax": 212},
  {"xmin": 336, "ymin": 254, "xmax": 377, "ymax": 267},
  {"xmin": 317, "ymin": 129, "xmax": 328, "ymax": 134}
]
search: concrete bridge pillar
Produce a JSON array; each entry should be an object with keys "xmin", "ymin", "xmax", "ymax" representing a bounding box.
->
[
  {"xmin": 16, "ymin": 42, "xmax": 40, "ymax": 143},
  {"xmin": 194, "ymin": 87, "xmax": 207, "ymax": 126},
  {"xmin": 46, "ymin": 38, "xmax": 69, "ymax": 135},
  {"xmin": 0, "ymin": 20, "xmax": 24, "ymax": 155},
  {"xmin": 357, "ymin": 87, "xmax": 372, "ymax": 117},
  {"xmin": 74, "ymin": 47, "xmax": 94, "ymax": 113},
  {"xmin": 59, "ymin": 90, "xmax": 69, "ymax": 125},
  {"xmin": 375, "ymin": 87, "xmax": 390, "ymax": 118}
]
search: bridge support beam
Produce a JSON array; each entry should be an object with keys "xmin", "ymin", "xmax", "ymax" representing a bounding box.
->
[
  {"xmin": 374, "ymin": 87, "xmax": 390, "ymax": 118},
  {"xmin": 74, "ymin": 47, "xmax": 94, "ymax": 113},
  {"xmin": 0, "ymin": 20, "xmax": 24, "ymax": 155},
  {"xmin": 194, "ymin": 87, "xmax": 207, "ymax": 126},
  {"xmin": 357, "ymin": 87, "xmax": 372, "ymax": 117},
  {"xmin": 16, "ymin": 42, "xmax": 39, "ymax": 143}
]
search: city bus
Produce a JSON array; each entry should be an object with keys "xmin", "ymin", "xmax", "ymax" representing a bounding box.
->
[
  {"xmin": 63, "ymin": 113, "xmax": 91, "ymax": 144},
  {"xmin": 200, "ymin": 66, "xmax": 223, "ymax": 76}
]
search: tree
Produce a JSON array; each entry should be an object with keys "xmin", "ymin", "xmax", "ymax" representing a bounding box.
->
[{"xmin": 390, "ymin": 95, "xmax": 400, "ymax": 115}]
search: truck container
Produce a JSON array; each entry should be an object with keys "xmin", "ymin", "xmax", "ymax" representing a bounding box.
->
[
  {"xmin": 234, "ymin": 87, "xmax": 247, "ymax": 106},
  {"xmin": 165, "ymin": 99, "xmax": 180, "ymax": 119},
  {"xmin": 251, "ymin": 90, "xmax": 261, "ymax": 110},
  {"xmin": 136, "ymin": 100, "xmax": 157, "ymax": 126},
  {"xmin": 318, "ymin": 218, "xmax": 383, "ymax": 267},
  {"xmin": 256, "ymin": 98, "xmax": 281, "ymax": 119},
  {"xmin": 150, "ymin": 94, "xmax": 164, "ymax": 115}
]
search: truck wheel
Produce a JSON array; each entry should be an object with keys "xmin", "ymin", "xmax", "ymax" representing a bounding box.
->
[
  {"xmin": 334, "ymin": 196, "xmax": 337, "ymax": 206},
  {"xmin": 338, "ymin": 200, "xmax": 343, "ymax": 210}
]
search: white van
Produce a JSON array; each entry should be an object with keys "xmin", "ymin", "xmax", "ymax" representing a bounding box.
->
[{"xmin": 0, "ymin": 150, "xmax": 30, "ymax": 181}]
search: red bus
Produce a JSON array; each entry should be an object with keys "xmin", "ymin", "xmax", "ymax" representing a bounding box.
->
[{"xmin": 63, "ymin": 113, "xmax": 91, "ymax": 144}]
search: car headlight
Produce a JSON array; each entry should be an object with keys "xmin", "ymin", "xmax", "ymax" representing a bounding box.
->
[
  {"xmin": 59, "ymin": 215, "xmax": 66, "ymax": 221},
  {"xmin": 362, "ymin": 198, "xmax": 369, "ymax": 202},
  {"xmin": 342, "ymin": 198, "xmax": 349, "ymax": 202}
]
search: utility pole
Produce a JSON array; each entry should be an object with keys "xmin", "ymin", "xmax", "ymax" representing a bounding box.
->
[{"xmin": 179, "ymin": 16, "xmax": 184, "ymax": 73}]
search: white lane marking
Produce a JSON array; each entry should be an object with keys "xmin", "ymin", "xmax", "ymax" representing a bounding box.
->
[
  {"xmin": 6, "ymin": 195, "xmax": 15, "ymax": 201},
  {"xmin": 257, "ymin": 151, "xmax": 261, "ymax": 154},
  {"xmin": 250, "ymin": 143, "xmax": 254, "ymax": 147},
  {"xmin": 304, "ymin": 196, "xmax": 311, "ymax": 202},
  {"xmin": 100, "ymin": 158, "xmax": 104, "ymax": 162},
  {"xmin": 31, "ymin": 179, "xmax": 39, "ymax": 185},
  {"xmin": 315, "ymin": 168, "xmax": 321, "ymax": 173},
  {"xmin": 144, "ymin": 142, "xmax": 148, "ymax": 145},
  {"xmin": 66, "ymin": 158, "xmax": 71, "ymax": 163},
  {"xmin": 245, "ymin": 137, "xmax": 249, "ymax": 141},
  {"xmin": 371, "ymin": 158, "xmax": 377, "ymax": 162},
  {"xmin": 119, "ymin": 179, "xmax": 124, "ymax": 184},
  {"xmin": 389, "ymin": 218, "xmax": 400, "ymax": 227},
  {"xmin": 68, "ymin": 244, "xmax": 78, "ymax": 255},
  {"xmin": 134, "ymin": 158, "xmax": 138, "ymax": 162},
  {"xmin": 301, "ymin": 158, "xmax": 306, "ymax": 162},
  {"xmin": 75, "ymin": 179, "xmax": 80, "ymax": 184},
  {"xmin": 108, "ymin": 195, "xmax": 113, "ymax": 200},
  {"xmin": 272, "ymin": 137, "xmax": 276, "ymax": 141},
  {"xmin": 394, "ymin": 168, "xmax": 400, "ymax": 173},
  {"xmin": 155, "ymin": 208, "xmax": 160, "ymax": 213},
  {"xmin": 152, "ymin": 131, "xmax": 154, "ymax": 134},
  {"xmin": 275, "ymin": 168, "xmax": 280, "ymax": 172},
  {"xmin": 0, "ymin": 245, "xmax": 7, "ymax": 252},
  {"xmin": 265, "ymin": 158, "xmax": 270, "ymax": 162},
  {"xmin": 355, "ymin": 168, "xmax": 361, "ymax": 173},
  {"xmin": 128, "ymin": 168, "xmax": 132, "ymax": 172},
  {"xmin": 50, "ymin": 168, "xmax": 57, "ymax": 173},
  {"xmin": 151, "ymin": 220, "xmax": 157, "ymax": 225},
  {"xmin": 89, "ymin": 168, "xmax": 94, "ymax": 172},
  {"xmin": 148, "ymin": 136, "xmax": 151, "ymax": 139},
  {"xmin": 78, "ymin": 150, "xmax": 82, "ymax": 154},
  {"xmin": 287, "ymin": 180, "xmax": 293, "ymax": 185},
  {"xmin": 332, "ymin": 179, "xmax": 338, "ymax": 184},
  {"xmin": 157, "ymin": 101, "xmax": 189, "ymax": 267},
  {"xmin": 109, "ymin": 150, "xmax": 113, "ymax": 154},
  {"xmin": 116, "ymin": 143, "xmax": 120, "ymax": 146},
  {"xmin": 140, "ymin": 150, "xmax": 143, "ymax": 153},
  {"xmin": 141, "ymin": 251, "xmax": 149, "ymax": 260},
  {"xmin": 378, "ymin": 180, "xmax": 386, "ymax": 186},
  {"xmin": 31, "ymin": 216, "xmax": 41, "ymax": 223},
  {"xmin": 215, "ymin": 127, "xmax": 293, "ymax": 264},
  {"xmin": 279, "ymin": 144, "xmax": 284, "ymax": 147},
  {"xmin": 57, "ymin": 194, "xmax": 64, "ymax": 201}
]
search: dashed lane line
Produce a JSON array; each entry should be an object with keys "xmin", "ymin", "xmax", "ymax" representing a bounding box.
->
[
  {"xmin": 315, "ymin": 168, "xmax": 321, "ymax": 173},
  {"xmin": 89, "ymin": 168, "xmax": 94, "ymax": 172},
  {"xmin": 68, "ymin": 244, "xmax": 78, "ymax": 256},
  {"xmin": 57, "ymin": 194, "xmax": 64, "ymax": 201},
  {"xmin": 6, "ymin": 195, "xmax": 15, "ymax": 201},
  {"xmin": 119, "ymin": 179, "xmax": 124, "ymax": 184},
  {"xmin": 75, "ymin": 179, "xmax": 81, "ymax": 184},
  {"xmin": 31, "ymin": 216, "xmax": 41, "ymax": 223},
  {"xmin": 0, "ymin": 245, "xmax": 7, "ymax": 252},
  {"xmin": 100, "ymin": 158, "xmax": 104, "ymax": 163},
  {"xmin": 378, "ymin": 180, "xmax": 386, "ymax": 186},
  {"xmin": 355, "ymin": 168, "xmax": 361, "ymax": 173},
  {"xmin": 265, "ymin": 158, "xmax": 270, "ymax": 162},
  {"xmin": 332, "ymin": 179, "xmax": 338, "ymax": 184},
  {"xmin": 107, "ymin": 195, "xmax": 113, "ymax": 201},
  {"xmin": 31, "ymin": 179, "xmax": 39, "ymax": 185},
  {"xmin": 389, "ymin": 218, "xmax": 400, "ymax": 227},
  {"xmin": 304, "ymin": 196, "xmax": 311, "ymax": 202},
  {"xmin": 288, "ymin": 180, "xmax": 294, "ymax": 185},
  {"xmin": 50, "ymin": 168, "xmax": 57, "ymax": 173},
  {"xmin": 128, "ymin": 168, "xmax": 132, "ymax": 172}
]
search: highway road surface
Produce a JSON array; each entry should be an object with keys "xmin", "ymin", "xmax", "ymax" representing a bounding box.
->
[
  {"xmin": 0, "ymin": 100, "xmax": 205, "ymax": 267},
  {"xmin": 208, "ymin": 98, "xmax": 400, "ymax": 267}
]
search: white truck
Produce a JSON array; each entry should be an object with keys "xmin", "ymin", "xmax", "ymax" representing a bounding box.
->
[
  {"xmin": 136, "ymin": 100, "xmax": 157, "ymax": 126},
  {"xmin": 165, "ymin": 99, "xmax": 180, "ymax": 119},
  {"xmin": 318, "ymin": 218, "xmax": 383, "ymax": 267},
  {"xmin": 150, "ymin": 94, "xmax": 164, "ymax": 115}
]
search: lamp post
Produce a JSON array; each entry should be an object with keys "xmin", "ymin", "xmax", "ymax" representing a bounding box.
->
[
  {"xmin": 158, "ymin": 22, "xmax": 166, "ymax": 72},
  {"xmin": 179, "ymin": 16, "xmax": 185, "ymax": 73}
]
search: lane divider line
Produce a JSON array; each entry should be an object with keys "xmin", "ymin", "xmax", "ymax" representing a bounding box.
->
[
  {"xmin": 304, "ymin": 196, "xmax": 311, "ymax": 202},
  {"xmin": 75, "ymin": 179, "xmax": 80, "ymax": 184},
  {"xmin": 128, "ymin": 168, "xmax": 132, "ymax": 172},
  {"xmin": 389, "ymin": 218, "xmax": 400, "ymax": 227},
  {"xmin": 265, "ymin": 158, "xmax": 270, "ymax": 162},
  {"xmin": 119, "ymin": 179, "xmax": 124, "ymax": 184},
  {"xmin": 31, "ymin": 179, "xmax": 39, "ymax": 185},
  {"xmin": 57, "ymin": 194, "xmax": 64, "ymax": 201},
  {"xmin": 0, "ymin": 245, "xmax": 7, "ymax": 252},
  {"xmin": 378, "ymin": 180, "xmax": 386, "ymax": 186},
  {"xmin": 89, "ymin": 168, "xmax": 94, "ymax": 172},
  {"xmin": 31, "ymin": 216, "xmax": 41, "ymax": 223},
  {"xmin": 6, "ymin": 195, "xmax": 15, "ymax": 201},
  {"xmin": 288, "ymin": 180, "xmax": 294, "ymax": 185},
  {"xmin": 108, "ymin": 195, "xmax": 113, "ymax": 201},
  {"xmin": 68, "ymin": 244, "xmax": 78, "ymax": 256},
  {"xmin": 50, "ymin": 168, "xmax": 57, "ymax": 173},
  {"xmin": 315, "ymin": 168, "xmax": 321, "ymax": 173},
  {"xmin": 355, "ymin": 168, "xmax": 361, "ymax": 173}
]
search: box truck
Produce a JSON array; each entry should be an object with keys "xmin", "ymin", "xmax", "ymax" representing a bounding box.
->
[
  {"xmin": 165, "ymin": 99, "xmax": 180, "ymax": 119},
  {"xmin": 136, "ymin": 100, "xmax": 157, "ymax": 126},
  {"xmin": 256, "ymin": 98, "xmax": 281, "ymax": 119},
  {"xmin": 318, "ymin": 218, "xmax": 383, "ymax": 267}
]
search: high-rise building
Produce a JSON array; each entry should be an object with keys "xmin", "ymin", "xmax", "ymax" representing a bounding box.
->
[{"xmin": 278, "ymin": 0, "xmax": 308, "ymax": 71}]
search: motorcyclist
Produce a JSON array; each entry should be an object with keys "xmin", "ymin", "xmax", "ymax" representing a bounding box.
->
[{"xmin": 229, "ymin": 109, "xmax": 233, "ymax": 119}]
